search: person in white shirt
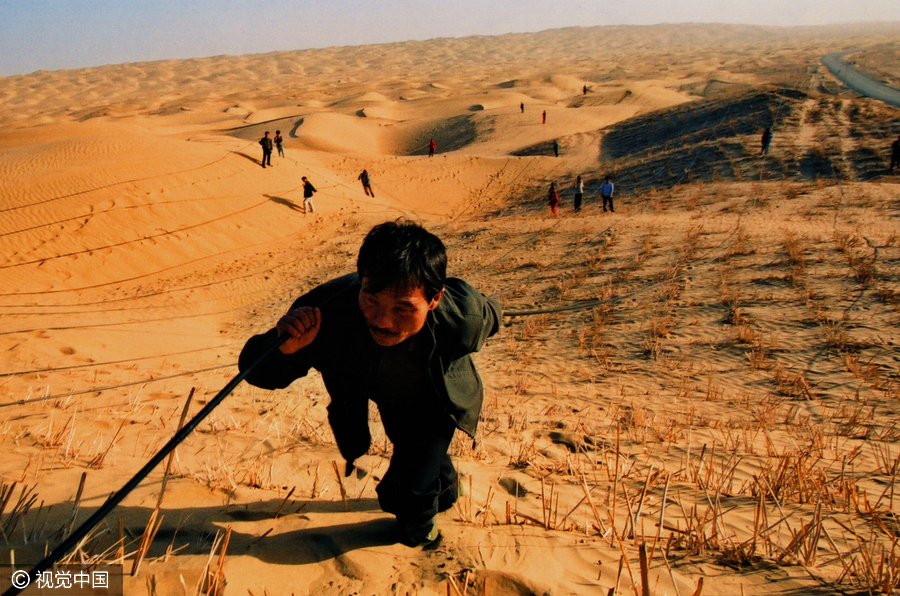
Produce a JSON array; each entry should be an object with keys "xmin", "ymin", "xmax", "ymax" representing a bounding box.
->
[{"xmin": 573, "ymin": 176, "xmax": 584, "ymax": 212}]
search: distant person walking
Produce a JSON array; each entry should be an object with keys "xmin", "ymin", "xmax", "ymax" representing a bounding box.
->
[
  {"xmin": 891, "ymin": 135, "xmax": 900, "ymax": 172},
  {"xmin": 259, "ymin": 131, "xmax": 273, "ymax": 168},
  {"xmin": 274, "ymin": 130, "xmax": 284, "ymax": 158},
  {"xmin": 600, "ymin": 176, "xmax": 615, "ymax": 212},
  {"xmin": 358, "ymin": 169, "xmax": 374, "ymax": 197},
  {"xmin": 548, "ymin": 182, "xmax": 559, "ymax": 216},
  {"xmin": 542, "ymin": 110, "xmax": 547, "ymax": 124},
  {"xmin": 520, "ymin": 102, "xmax": 525, "ymax": 113},
  {"xmin": 583, "ymin": 85, "xmax": 588, "ymax": 95},
  {"xmin": 302, "ymin": 176, "xmax": 317, "ymax": 213},
  {"xmin": 553, "ymin": 140, "xmax": 560, "ymax": 157},
  {"xmin": 573, "ymin": 175, "xmax": 584, "ymax": 212},
  {"xmin": 761, "ymin": 128, "xmax": 772, "ymax": 155},
  {"xmin": 428, "ymin": 139, "xmax": 436, "ymax": 157}
]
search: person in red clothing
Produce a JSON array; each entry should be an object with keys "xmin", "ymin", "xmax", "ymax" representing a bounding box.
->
[
  {"xmin": 548, "ymin": 182, "xmax": 559, "ymax": 215},
  {"xmin": 428, "ymin": 139, "xmax": 436, "ymax": 157}
]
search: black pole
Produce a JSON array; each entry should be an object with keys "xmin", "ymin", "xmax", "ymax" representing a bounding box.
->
[{"xmin": 3, "ymin": 333, "xmax": 286, "ymax": 596}]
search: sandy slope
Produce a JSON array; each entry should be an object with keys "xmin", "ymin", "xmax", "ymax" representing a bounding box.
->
[{"xmin": 1, "ymin": 23, "xmax": 900, "ymax": 596}]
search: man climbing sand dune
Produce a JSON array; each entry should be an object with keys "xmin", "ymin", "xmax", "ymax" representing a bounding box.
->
[
  {"xmin": 239, "ymin": 221, "xmax": 501, "ymax": 547},
  {"xmin": 6, "ymin": 19, "xmax": 900, "ymax": 596}
]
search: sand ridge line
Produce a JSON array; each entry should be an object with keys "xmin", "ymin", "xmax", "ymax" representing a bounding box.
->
[
  {"xmin": 0, "ymin": 363, "xmax": 237, "ymax": 409},
  {"xmin": 0, "ymin": 209, "xmax": 315, "ymax": 298},
  {"xmin": 0, "ymin": 141, "xmax": 255, "ymax": 214},
  {"xmin": 0, "ymin": 234, "xmax": 310, "ymax": 303},
  {"xmin": 0, "ymin": 197, "xmax": 274, "ymax": 271},
  {"xmin": 0, "ymin": 191, "xmax": 263, "ymax": 240},
  {"xmin": 0, "ymin": 258, "xmax": 328, "ymax": 335},
  {"xmin": 0, "ymin": 343, "xmax": 240, "ymax": 379}
]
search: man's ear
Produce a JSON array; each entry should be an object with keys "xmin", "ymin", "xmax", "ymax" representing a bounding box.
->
[{"xmin": 427, "ymin": 290, "xmax": 444, "ymax": 311}]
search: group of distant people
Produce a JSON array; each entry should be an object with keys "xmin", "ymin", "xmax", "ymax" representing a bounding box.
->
[
  {"xmin": 259, "ymin": 130, "xmax": 284, "ymax": 168},
  {"xmin": 257, "ymin": 113, "xmax": 900, "ymax": 223},
  {"xmin": 258, "ymin": 130, "xmax": 317, "ymax": 213},
  {"xmin": 256, "ymin": 130, "xmax": 445, "ymax": 215},
  {"xmin": 547, "ymin": 175, "xmax": 614, "ymax": 215}
]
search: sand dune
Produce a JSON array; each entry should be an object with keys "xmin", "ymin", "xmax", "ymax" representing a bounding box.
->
[{"xmin": 1, "ymin": 22, "xmax": 900, "ymax": 596}]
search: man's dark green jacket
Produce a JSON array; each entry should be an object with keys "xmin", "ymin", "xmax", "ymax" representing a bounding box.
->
[{"xmin": 238, "ymin": 273, "xmax": 501, "ymax": 464}]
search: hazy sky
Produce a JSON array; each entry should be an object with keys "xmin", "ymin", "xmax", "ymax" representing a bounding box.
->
[{"xmin": 1, "ymin": 0, "xmax": 897, "ymax": 76}]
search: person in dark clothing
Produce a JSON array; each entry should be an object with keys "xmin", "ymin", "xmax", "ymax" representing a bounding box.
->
[
  {"xmin": 301, "ymin": 176, "xmax": 316, "ymax": 213},
  {"xmin": 239, "ymin": 221, "xmax": 501, "ymax": 547},
  {"xmin": 358, "ymin": 169, "xmax": 374, "ymax": 197},
  {"xmin": 891, "ymin": 135, "xmax": 900, "ymax": 172},
  {"xmin": 761, "ymin": 128, "xmax": 772, "ymax": 155},
  {"xmin": 520, "ymin": 102, "xmax": 525, "ymax": 113},
  {"xmin": 259, "ymin": 131, "xmax": 273, "ymax": 168},
  {"xmin": 583, "ymin": 84, "xmax": 588, "ymax": 95},
  {"xmin": 428, "ymin": 139, "xmax": 436, "ymax": 157},
  {"xmin": 542, "ymin": 110, "xmax": 546, "ymax": 124},
  {"xmin": 274, "ymin": 130, "xmax": 284, "ymax": 158},
  {"xmin": 553, "ymin": 139, "xmax": 560, "ymax": 157}
]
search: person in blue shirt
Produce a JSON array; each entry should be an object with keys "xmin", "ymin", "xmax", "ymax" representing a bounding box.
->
[{"xmin": 600, "ymin": 176, "xmax": 615, "ymax": 213}]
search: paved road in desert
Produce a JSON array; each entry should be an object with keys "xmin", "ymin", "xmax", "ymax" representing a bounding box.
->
[{"xmin": 822, "ymin": 52, "xmax": 900, "ymax": 108}]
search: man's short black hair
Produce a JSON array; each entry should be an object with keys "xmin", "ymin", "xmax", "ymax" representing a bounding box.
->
[{"xmin": 357, "ymin": 220, "xmax": 447, "ymax": 299}]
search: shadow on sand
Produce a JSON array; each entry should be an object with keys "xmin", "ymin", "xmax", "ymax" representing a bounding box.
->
[
  {"xmin": 232, "ymin": 150, "xmax": 264, "ymax": 166},
  {"xmin": 13, "ymin": 497, "xmax": 398, "ymax": 569},
  {"xmin": 266, "ymin": 195, "xmax": 304, "ymax": 212}
]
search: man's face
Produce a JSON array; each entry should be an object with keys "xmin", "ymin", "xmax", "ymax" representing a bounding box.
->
[{"xmin": 359, "ymin": 278, "xmax": 442, "ymax": 346}]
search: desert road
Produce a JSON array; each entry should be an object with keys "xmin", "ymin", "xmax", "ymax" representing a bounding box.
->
[{"xmin": 822, "ymin": 52, "xmax": 900, "ymax": 108}]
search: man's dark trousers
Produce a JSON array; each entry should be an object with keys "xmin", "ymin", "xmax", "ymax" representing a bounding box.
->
[
  {"xmin": 375, "ymin": 420, "xmax": 458, "ymax": 545},
  {"xmin": 602, "ymin": 195, "xmax": 614, "ymax": 212}
]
